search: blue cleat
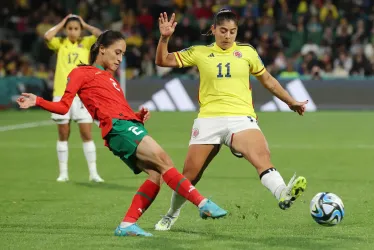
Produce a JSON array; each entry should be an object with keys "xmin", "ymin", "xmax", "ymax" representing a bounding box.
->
[
  {"xmin": 199, "ymin": 199, "xmax": 227, "ymax": 219},
  {"xmin": 114, "ymin": 224, "xmax": 153, "ymax": 237}
]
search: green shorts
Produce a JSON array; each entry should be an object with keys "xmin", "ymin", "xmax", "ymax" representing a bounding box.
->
[{"xmin": 105, "ymin": 119, "xmax": 148, "ymax": 174}]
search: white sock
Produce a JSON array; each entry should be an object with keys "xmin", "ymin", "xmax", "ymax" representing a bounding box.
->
[
  {"xmin": 57, "ymin": 141, "xmax": 68, "ymax": 177},
  {"xmin": 120, "ymin": 222, "xmax": 134, "ymax": 228},
  {"xmin": 260, "ymin": 168, "xmax": 286, "ymax": 200},
  {"xmin": 166, "ymin": 192, "xmax": 187, "ymax": 217},
  {"xmin": 83, "ymin": 141, "xmax": 98, "ymax": 176}
]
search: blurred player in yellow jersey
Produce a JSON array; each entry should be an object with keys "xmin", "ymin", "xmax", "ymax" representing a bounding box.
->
[
  {"xmin": 155, "ymin": 9, "xmax": 308, "ymax": 230},
  {"xmin": 44, "ymin": 15, "xmax": 104, "ymax": 182}
]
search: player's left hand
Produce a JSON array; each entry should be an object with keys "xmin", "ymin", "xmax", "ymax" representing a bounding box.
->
[
  {"xmin": 137, "ymin": 107, "xmax": 151, "ymax": 122},
  {"xmin": 17, "ymin": 93, "xmax": 37, "ymax": 109},
  {"xmin": 289, "ymin": 100, "xmax": 308, "ymax": 116},
  {"xmin": 77, "ymin": 16, "xmax": 88, "ymax": 29}
]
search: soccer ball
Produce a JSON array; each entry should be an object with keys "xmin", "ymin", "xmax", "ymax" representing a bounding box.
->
[{"xmin": 310, "ymin": 192, "xmax": 345, "ymax": 226}]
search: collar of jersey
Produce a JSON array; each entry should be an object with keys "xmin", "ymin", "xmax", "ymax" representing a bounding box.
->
[
  {"xmin": 213, "ymin": 42, "xmax": 237, "ymax": 53},
  {"xmin": 94, "ymin": 64, "xmax": 105, "ymax": 70}
]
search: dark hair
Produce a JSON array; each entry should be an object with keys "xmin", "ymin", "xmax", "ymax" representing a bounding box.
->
[
  {"xmin": 88, "ymin": 30, "xmax": 125, "ymax": 65},
  {"xmin": 203, "ymin": 9, "xmax": 238, "ymax": 36},
  {"xmin": 64, "ymin": 15, "xmax": 83, "ymax": 28}
]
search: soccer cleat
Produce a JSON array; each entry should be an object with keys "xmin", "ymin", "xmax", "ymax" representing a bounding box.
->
[
  {"xmin": 89, "ymin": 175, "xmax": 104, "ymax": 183},
  {"xmin": 56, "ymin": 175, "xmax": 69, "ymax": 182},
  {"xmin": 154, "ymin": 215, "xmax": 179, "ymax": 231},
  {"xmin": 114, "ymin": 224, "xmax": 153, "ymax": 237},
  {"xmin": 278, "ymin": 173, "xmax": 307, "ymax": 210},
  {"xmin": 199, "ymin": 199, "xmax": 227, "ymax": 219}
]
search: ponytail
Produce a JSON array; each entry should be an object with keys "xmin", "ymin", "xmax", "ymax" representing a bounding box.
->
[{"xmin": 89, "ymin": 41, "xmax": 100, "ymax": 65}]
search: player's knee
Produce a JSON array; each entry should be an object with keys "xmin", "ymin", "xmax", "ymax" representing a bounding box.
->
[
  {"xmin": 154, "ymin": 150, "xmax": 174, "ymax": 170},
  {"xmin": 147, "ymin": 171, "xmax": 162, "ymax": 185},
  {"xmin": 80, "ymin": 132, "xmax": 92, "ymax": 142},
  {"xmin": 58, "ymin": 128, "xmax": 70, "ymax": 141}
]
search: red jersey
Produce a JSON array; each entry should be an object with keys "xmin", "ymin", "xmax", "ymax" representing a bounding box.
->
[{"xmin": 36, "ymin": 66, "xmax": 142, "ymax": 139}]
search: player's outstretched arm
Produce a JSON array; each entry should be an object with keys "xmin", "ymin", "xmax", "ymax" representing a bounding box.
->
[
  {"xmin": 44, "ymin": 14, "xmax": 72, "ymax": 41},
  {"xmin": 256, "ymin": 71, "xmax": 308, "ymax": 116},
  {"xmin": 155, "ymin": 12, "xmax": 179, "ymax": 68},
  {"xmin": 17, "ymin": 91, "xmax": 74, "ymax": 115}
]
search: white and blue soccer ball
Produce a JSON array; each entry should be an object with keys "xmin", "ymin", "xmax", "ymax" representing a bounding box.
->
[{"xmin": 310, "ymin": 192, "xmax": 345, "ymax": 226}]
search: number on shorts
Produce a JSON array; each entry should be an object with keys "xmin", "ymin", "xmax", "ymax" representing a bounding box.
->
[
  {"xmin": 68, "ymin": 52, "xmax": 79, "ymax": 64},
  {"xmin": 128, "ymin": 126, "xmax": 144, "ymax": 136}
]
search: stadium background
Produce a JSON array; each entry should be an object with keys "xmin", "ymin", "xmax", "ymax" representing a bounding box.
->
[{"xmin": 1, "ymin": 1, "xmax": 374, "ymax": 249}]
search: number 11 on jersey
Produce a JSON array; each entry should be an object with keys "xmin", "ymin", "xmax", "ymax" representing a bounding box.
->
[{"xmin": 217, "ymin": 63, "xmax": 231, "ymax": 78}]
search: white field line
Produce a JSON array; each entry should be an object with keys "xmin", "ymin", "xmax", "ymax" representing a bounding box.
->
[
  {"xmin": 0, "ymin": 142, "xmax": 374, "ymax": 150},
  {"xmin": 1, "ymin": 121, "xmax": 374, "ymax": 149},
  {"xmin": 0, "ymin": 121, "xmax": 54, "ymax": 132}
]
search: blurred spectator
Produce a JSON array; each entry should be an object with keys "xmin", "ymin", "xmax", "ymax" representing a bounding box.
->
[{"xmin": 4, "ymin": 0, "xmax": 374, "ymax": 80}]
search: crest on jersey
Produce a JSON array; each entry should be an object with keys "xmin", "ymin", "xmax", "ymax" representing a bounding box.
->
[
  {"xmin": 78, "ymin": 44, "xmax": 83, "ymax": 48},
  {"xmin": 233, "ymin": 50, "xmax": 242, "ymax": 58},
  {"xmin": 192, "ymin": 128, "xmax": 199, "ymax": 138}
]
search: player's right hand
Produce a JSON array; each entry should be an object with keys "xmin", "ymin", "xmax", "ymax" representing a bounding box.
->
[
  {"xmin": 17, "ymin": 93, "xmax": 37, "ymax": 109},
  {"xmin": 159, "ymin": 12, "xmax": 177, "ymax": 38}
]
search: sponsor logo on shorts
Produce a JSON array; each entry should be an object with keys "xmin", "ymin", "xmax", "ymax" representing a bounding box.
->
[
  {"xmin": 192, "ymin": 128, "xmax": 199, "ymax": 138},
  {"xmin": 233, "ymin": 50, "xmax": 242, "ymax": 58}
]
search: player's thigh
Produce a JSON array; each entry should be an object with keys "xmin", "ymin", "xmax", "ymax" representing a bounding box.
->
[
  {"xmin": 183, "ymin": 144, "xmax": 220, "ymax": 184},
  {"xmin": 136, "ymin": 135, "xmax": 174, "ymax": 174},
  {"xmin": 231, "ymin": 128, "xmax": 272, "ymax": 173},
  {"xmin": 78, "ymin": 123, "xmax": 92, "ymax": 142}
]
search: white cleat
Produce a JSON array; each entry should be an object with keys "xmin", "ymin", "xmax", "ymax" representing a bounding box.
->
[
  {"xmin": 154, "ymin": 215, "xmax": 178, "ymax": 231},
  {"xmin": 278, "ymin": 173, "xmax": 307, "ymax": 210},
  {"xmin": 89, "ymin": 175, "xmax": 104, "ymax": 183},
  {"xmin": 56, "ymin": 176, "xmax": 69, "ymax": 182}
]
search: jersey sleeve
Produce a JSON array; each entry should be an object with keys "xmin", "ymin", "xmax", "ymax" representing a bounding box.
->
[
  {"xmin": 36, "ymin": 68, "xmax": 85, "ymax": 114},
  {"xmin": 247, "ymin": 48, "xmax": 266, "ymax": 76},
  {"xmin": 81, "ymin": 35, "xmax": 97, "ymax": 49},
  {"xmin": 46, "ymin": 37, "xmax": 62, "ymax": 51},
  {"xmin": 173, "ymin": 46, "xmax": 198, "ymax": 68}
]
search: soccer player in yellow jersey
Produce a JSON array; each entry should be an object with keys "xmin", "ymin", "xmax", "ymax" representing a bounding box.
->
[
  {"xmin": 154, "ymin": 9, "xmax": 308, "ymax": 230},
  {"xmin": 44, "ymin": 14, "xmax": 104, "ymax": 182}
]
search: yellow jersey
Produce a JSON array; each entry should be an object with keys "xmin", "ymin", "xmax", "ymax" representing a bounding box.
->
[
  {"xmin": 174, "ymin": 42, "xmax": 265, "ymax": 118},
  {"xmin": 47, "ymin": 35, "xmax": 97, "ymax": 96}
]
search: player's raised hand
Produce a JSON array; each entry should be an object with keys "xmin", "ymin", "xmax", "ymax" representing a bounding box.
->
[
  {"xmin": 17, "ymin": 93, "xmax": 37, "ymax": 109},
  {"xmin": 159, "ymin": 12, "xmax": 177, "ymax": 38},
  {"xmin": 77, "ymin": 15, "xmax": 88, "ymax": 29},
  {"xmin": 137, "ymin": 107, "xmax": 151, "ymax": 122},
  {"xmin": 289, "ymin": 100, "xmax": 308, "ymax": 116}
]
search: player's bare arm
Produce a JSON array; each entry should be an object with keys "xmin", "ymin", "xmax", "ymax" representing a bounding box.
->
[
  {"xmin": 256, "ymin": 70, "xmax": 308, "ymax": 116},
  {"xmin": 155, "ymin": 12, "xmax": 179, "ymax": 68},
  {"xmin": 44, "ymin": 14, "xmax": 72, "ymax": 41},
  {"xmin": 78, "ymin": 16, "xmax": 102, "ymax": 37}
]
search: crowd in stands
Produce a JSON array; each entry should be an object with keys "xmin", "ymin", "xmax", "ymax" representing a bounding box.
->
[{"xmin": 1, "ymin": 0, "xmax": 374, "ymax": 81}]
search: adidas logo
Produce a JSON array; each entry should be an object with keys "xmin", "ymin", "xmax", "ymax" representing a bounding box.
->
[
  {"xmin": 260, "ymin": 79, "xmax": 317, "ymax": 112},
  {"xmin": 208, "ymin": 53, "xmax": 215, "ymax": 57},
  {"xmin": 139, "ymin": 78, "xmax": 196, "ymax": 111}
]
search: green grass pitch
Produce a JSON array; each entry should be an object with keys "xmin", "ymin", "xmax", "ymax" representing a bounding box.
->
[{"xmin": 1, "ymin": 110, "xmax": 374, "ymax": 249}]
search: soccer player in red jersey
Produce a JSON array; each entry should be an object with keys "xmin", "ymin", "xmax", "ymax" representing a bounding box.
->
[{"xmin": 17, "ymin": 30, "xmax": 227, "ymax": 237}]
